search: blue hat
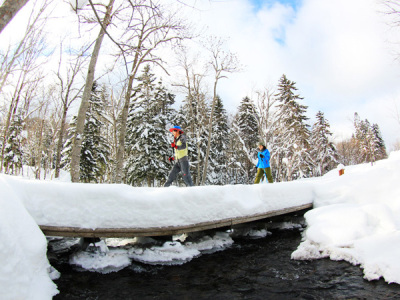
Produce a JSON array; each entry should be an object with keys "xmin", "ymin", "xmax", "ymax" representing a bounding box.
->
[{"xmin": 169, "ymin": 125, "xmax": 183, "ymax": 133}]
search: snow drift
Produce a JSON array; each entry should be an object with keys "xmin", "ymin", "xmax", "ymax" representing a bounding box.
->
[
  {"xmin": 292, "ymin": 151, "xmax": 400, "ymax": 284},
  {"xmin": 0, "ymin": 178, "xmax": 59, "ymax": 299}
]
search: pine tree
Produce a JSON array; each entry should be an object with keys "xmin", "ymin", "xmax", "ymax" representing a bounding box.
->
[
  {"xmin": 3, "ymin": 112, "xmax": 24, "ymax": 175},
  {"xmin": 61, "ymin": 83, "xmax": 111, "ymax": 182},
  {"xmin": 272, "ymin": 74, "xmax": 312, "ymax": 181},
  {"xmin": 226, "ymin": 114, "xmax": 241, "ymax": 184},
  {"xmin": 79, "ymin": 82, "xmax": 111, "ymax": 183},
  {"xmin": 371, "ymin": 123, "xmax": 387, "ymax": 161},
  {"xmin": 354, "ymin": 113, "xmax": 373, "ymax": 164},
  {"xmin": 310, "ymin": 111, "xmax": 338, "ymax": 176},
  {"xmin": 232, "ymin": 96, "xmax": 259, "ymax": 184},
  {"xmin": 354, "ymin": 113, "xmax": 387, "ymax": 165},
  {"xmin": 208, "ymin": 95, "xmax": 229, "ymax": 185},
  {"xmin": 178, "ymin": 90, "xmax": 209, "ymax": 185},
  {"xmin": 125, "ymin": 65, "xmax": 175, "ymax": 186},
  {"xmin": 60, "ymin": 118, "xmax": 75, "ymax": 172}
]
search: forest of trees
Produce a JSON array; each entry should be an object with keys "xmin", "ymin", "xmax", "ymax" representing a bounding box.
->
[{"xmin": 0, "ymin": 0, "xmax": 390, "ymax": 186}]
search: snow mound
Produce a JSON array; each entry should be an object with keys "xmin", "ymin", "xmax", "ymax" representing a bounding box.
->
[
  {"xmin": 0, "ymin": 177, "xmax": 59, "ymax": 299},
  {"xmin": 292, "ymin": 151, "xmax": 400, "ymax": 284}
]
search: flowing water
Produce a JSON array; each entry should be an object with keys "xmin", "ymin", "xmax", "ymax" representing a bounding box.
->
[{"xmin": 49, "ymin": 216, "xmax": 400, "ymax": 300}]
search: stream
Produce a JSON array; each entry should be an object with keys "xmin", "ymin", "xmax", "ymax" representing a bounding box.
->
[{"xmin": 48, "ymin": 215, "xmax": 400, "ymax": 300}]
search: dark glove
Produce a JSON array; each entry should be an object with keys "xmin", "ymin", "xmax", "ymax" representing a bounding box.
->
[
  {"xmin": 260, "ymin": 154, "xmax": 264, "ymax": 158},
  {"xmin": 168, "ymin": 156, "xmax": 175, "ymax": 162},
  {"xmin": 171, "ymin": 142, "xmax": 177, "ymax": 149}
]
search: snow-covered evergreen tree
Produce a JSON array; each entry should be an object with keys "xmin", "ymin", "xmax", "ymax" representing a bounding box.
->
[
  {"xmin": 371, "ymin": 123, "xmax": 387, "ymax": 161},
  {"xmin": 310, "ymin": 111, "xmax": 338, "ymax": 176},
  {"xmin": 60, "ymin": 118, "xmax": 75, "ymax": 172},
  {"xmin": 208, "ymin": 95, "xmax": 229, "ymax": 185},
  {"xmin": 61, "ymin": 82, "xmax": 110, "ymax": 182},
  {"xmin": 354, "ymin": 113, "xmax": 387, "ymax": 164},
  {"xmin": 79, "ymin": 82, "xmax": 111, "ymax": 183},
  {"xmin": 3, "ymin": 112, "xmax": 24, "ymax": 175},
  {"xmin": 225, "ymin": 114, "xmax": 241, "ymax": 184},
  {"xmin": 232, "ymin": 96, "xmax": 259, "ymax": 184},
  {"xmin": 272, "ymin": 74, "xmax": 312, "ymax": 181},
  {"xmin": 125, "ymin": 65, "xmax": 175, "ymax": 186}
]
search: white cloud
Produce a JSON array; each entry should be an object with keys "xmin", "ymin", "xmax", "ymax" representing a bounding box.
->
[{"xmin": 180, "ymin": 0, "xmax": 400, "ymax": 148}]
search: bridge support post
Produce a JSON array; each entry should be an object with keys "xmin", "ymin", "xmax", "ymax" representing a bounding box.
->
[{"xmin": 79, "ymin": 237, "xmax": 101, "ymax": 250}]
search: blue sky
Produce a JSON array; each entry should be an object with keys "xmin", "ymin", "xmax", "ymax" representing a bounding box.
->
[
  {"xmin": 250, "ymin": 0, "xmax": 302, "ymax": 11},
  {"xmin": 249, "ymin": 0, "xmax": 302, "ymax": 45}
]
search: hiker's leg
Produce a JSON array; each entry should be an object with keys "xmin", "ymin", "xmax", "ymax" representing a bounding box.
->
[
  {"xmin": 164, "ymin": 163, "xmax": 181, "ymax": 187},
  {"xmin": 180, "ymin": 160, "xmax": 194, "ymax": 187},
  {"xmin": 254, "ymin": 168, "xmax": 264, "ymax": 184},
  {"xmin": 264, "ymin": 167, "xmax": 274, "ymax": 183}
]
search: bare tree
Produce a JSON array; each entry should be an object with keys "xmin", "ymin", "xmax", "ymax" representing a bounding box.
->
[
  {"xmin": 0, "ymin": 0, "xmax": 50, "ymax": 94},
  {"xmin": 173, "ymin": 47, "xmax": 208, "ymax": 185},
  {"xmin": 98, "ymin": 80, "xmax": 125, "ymax": 182},
  {"xmin": 381, "ymin": 0, "xmax": 400, "ymax": 61},
  {"xmin": 0, "ymin": 0, "xmax": 30, "ymax": 34},
  {"xmin": 381, "ymin": 0, "xmax": 400, "ymax": 26},
  {"xmin": 54, "ymin": 43, "xmax": 90, "ymax": 178},
  {"xmin": 26, "ymin": 91, "xmax": 52, "ymax": 179},
  {"xmin": 112, "ymin": 0, "xmax": 189, "ymax": 183},
  {"xmin": 69, "ymin": 0, "xmax": 115, "ymax": 182},
  {"xmin": 0, "ymin": 1, "xmax": 49, "ymax": 172},
  {"xmin": 255, "ymin": 85, "xmax": 277, "ymax": 144},
  {"xmin": 201, "ymin": 37, "xmax": 241, "ymax": 185}
]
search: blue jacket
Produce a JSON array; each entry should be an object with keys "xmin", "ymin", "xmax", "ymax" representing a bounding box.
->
[{"xmin": 256, "ymin": 149, "xmax": 270, "ymax": 168}]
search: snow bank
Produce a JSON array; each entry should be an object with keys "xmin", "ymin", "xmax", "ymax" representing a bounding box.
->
[
  {"xmin": 4, "ymin": 177, "xmax": 314, "ymax": 229},
  {"xmin": 0, "ymin": 177, "xmax": 59, "ymax": 299},
  {"xmin": 292, "ymin": 151, "xmax": 400, "ymax": 284}
]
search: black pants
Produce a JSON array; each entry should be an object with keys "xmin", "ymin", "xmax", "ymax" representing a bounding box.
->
[{"xmin": 164, "ymin": 159, "xmax": 194, "ymax": 187}]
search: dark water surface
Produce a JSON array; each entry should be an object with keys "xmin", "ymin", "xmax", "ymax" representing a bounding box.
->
[{"xmin": 50, "ymin": 224, "xmax": 400, "ymax": 300}]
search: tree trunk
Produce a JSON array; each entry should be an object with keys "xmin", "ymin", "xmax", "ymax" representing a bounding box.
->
[
  {"xmin": 69, "ymin": 0, "xmax": 114, "ymax": 182},
  {"xmin": 201, "ymin": 79, "xmax": 218, "ymax": 185},
  {"xmin": 113, "ymin": 74, "xmax": 134, "ymax": 183},
  {"xmin": 195, "ymin": 131, "xmax": 202, "ymax": 185},
  {"xmin": 0, "ymin": 0, "xmax": 29, "ymax": 33},
  {"xmin": 54, "ymin": 103, "xmax": 68, "ymax": 178},
  {"xmin": 35, "ymin": 119, "xmax": 45, "ymax": 179}
]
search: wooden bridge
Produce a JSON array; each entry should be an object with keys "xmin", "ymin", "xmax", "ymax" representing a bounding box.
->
[{"xmin": 39, "ymin": 203, "xmax": 312, "ymax": 238}]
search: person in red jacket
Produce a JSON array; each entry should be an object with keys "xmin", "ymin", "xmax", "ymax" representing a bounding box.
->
[{"xmin": 164, "ymin": 126, "xmax": 194, "ymax": 187}]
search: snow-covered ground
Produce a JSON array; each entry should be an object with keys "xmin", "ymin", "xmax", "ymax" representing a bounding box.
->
[
  {"xmin": 292, "ymin": 151, "xmax": 400, "ymax": 284},
  {"xmin": 1, "ymin": 151, "xmax": 400, "ymax": 299}
]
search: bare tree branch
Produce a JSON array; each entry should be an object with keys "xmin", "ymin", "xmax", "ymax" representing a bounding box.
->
[{"xmin": 201, "ymin": 36, "xmax": 241, "ymax": 185}]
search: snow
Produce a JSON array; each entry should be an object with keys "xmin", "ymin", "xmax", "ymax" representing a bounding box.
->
[
  {"xmin": 1, "ymin": 151, "xmax": 400, "ymax": 299},
  {"xmin": 292, "ymin": 151, "xmax": 400, "ymax": 284},
  {"xmin": 0, "ymin": 175, "xmax": 59, "ymax": 299},
  {"xmin": 67, "ymin": 230, "xmax": 235, "ymax": 274},
  {"xmin": 5, "ymin": 177, "xmax": 313, "ymax": 229}
]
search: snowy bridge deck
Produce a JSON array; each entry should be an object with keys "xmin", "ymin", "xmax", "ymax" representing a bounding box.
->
[
  {"xmin": 2, "ymin": 174, "xmax": 316, "ymax": 239},
  {"xmin": 39, "ymin": 203, "xmax": 313, "ymax": 238}
]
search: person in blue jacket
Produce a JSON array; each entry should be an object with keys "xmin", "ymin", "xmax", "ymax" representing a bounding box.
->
[{"xmin": 254, "ymin": 142, "xmax": 273, "ymax": 184}]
